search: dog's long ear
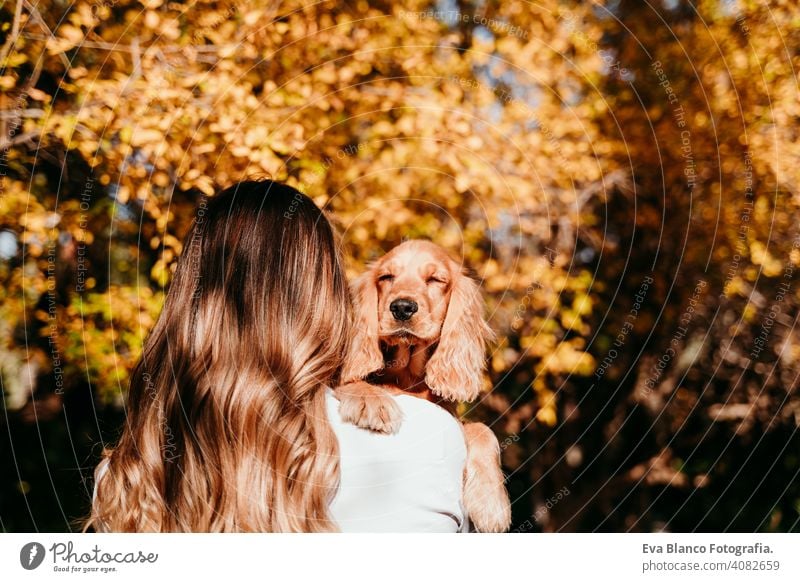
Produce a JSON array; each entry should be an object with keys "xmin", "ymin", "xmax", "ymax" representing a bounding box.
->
[
  {"xmin": 426, "ymin": 266, "xmax": 495, "ymax": 402},
  {"xmin": 342, "ymin": 269, "xmax": 384, "ymax": 383}
]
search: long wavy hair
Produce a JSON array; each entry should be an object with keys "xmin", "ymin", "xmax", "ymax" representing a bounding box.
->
[{"xmin": 84, "ymin": 180, "xmax": 350, "ymax": 532}]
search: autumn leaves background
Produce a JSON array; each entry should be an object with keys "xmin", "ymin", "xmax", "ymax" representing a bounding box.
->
[{"xmin": 1, "ymin": 0, "xmax": 799, "ymax": 531}]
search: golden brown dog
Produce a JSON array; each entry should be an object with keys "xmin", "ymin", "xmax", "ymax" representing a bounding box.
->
[{"xmin": 335, "ymin": 240, "xmax": 511, "ymax": 532}]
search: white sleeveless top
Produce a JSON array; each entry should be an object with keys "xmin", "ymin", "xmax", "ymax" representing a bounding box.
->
[
  {"xmin": 326, "ymin": 388, "xmax": 467, "ymax": 532},
  {"xmin": 92, "ymin": 389, "xmax": 467, "ymax": 532}
]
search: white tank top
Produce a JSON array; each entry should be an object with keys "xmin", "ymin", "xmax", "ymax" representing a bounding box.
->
[
  {"xmin": 326, "ymin": 388, "xmax": 467, "ymax": 532},
  {"xmin": 92, "ymin": 389, "xmax": 467, "ymax": 532}
]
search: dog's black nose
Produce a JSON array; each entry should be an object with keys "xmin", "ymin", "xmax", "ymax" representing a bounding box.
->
[{"xmin": 390, "ymin": 298, "xmax": 418, "ymax": 321}]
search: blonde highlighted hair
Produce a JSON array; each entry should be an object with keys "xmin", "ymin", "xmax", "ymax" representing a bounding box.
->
[{"xmin": 85, "ymin": 180, "xmax": 350, "ymax": 531}]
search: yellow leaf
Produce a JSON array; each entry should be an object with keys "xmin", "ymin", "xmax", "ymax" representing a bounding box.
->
[
  {"xmin": 59, "ymin": 24, "xmax": 84, "ymax": 44},
  {"xmin": 144, "ymin": 11, "xmax": 160, "ymax": 29},
  {"xmin": 130, "ymin": 128, "xmax": 163, "ymax": 147}
]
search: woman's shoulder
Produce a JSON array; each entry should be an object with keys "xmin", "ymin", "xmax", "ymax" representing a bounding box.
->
[
  {"xmin": 392, "ymin": 393, "xmax": 465, "ymax": 440},
  {"xmin": 325, "ymin": 388, "xmax": 466, "ymax": 461}
]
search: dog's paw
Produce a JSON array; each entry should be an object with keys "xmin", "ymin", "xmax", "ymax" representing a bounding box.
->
[
  {"xmin": 426, "ymin": 379, "xmax": 478, "ymax": 404},
  {"xmin": 337, "ymin": 385, "xmax": 403, "ymax": 434},
  {"xmin": 463, "ymin": 471, "xmax": 511, "ymax": 533}
]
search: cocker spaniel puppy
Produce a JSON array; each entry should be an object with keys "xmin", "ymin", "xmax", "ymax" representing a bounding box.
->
[{"xmin": 336, "ymin": 240, "xmax": 511, "ymax": 532}]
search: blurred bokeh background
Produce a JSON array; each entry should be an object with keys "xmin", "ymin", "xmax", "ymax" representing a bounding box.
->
[{"xmin": 1, "ymin": 0, "xmax": 799, "ymax": 532}]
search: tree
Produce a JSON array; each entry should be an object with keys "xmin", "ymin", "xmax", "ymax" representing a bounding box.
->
[{"xmin": 0, "ymin": 0, "xmax": 797, "ymax": 532}]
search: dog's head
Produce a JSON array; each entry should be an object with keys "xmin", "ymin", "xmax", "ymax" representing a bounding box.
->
[{"xmin": 343, "ymin": 240, "xmax": 495, "ymax": 402}]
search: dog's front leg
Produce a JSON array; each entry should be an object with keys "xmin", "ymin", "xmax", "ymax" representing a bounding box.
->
[
  {"xmin": 335, "ymin": 381, "xmax": 403, "ymax": 434},
  {"xmin": 462, "ymin": 422, "xmax": 511, "ymax": 532}
]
